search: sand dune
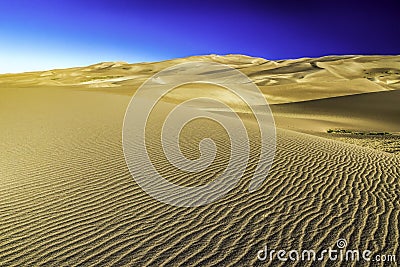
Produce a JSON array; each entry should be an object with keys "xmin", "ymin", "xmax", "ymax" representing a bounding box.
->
[
  {"xmin": 0, "ymin": 55, "xmax": 399, "ymax": 266},
  {"xmin": 1, "ymin": 54, "xmax": 399, "ymax": 103},
  {"xmin": 272, "ymin": 89, "xmax": 400, "ymax": 132}
]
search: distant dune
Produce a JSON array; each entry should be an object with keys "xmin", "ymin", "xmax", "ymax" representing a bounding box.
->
[{"xmin": 0, "ymin": 55, "xmax": 399, "ymax": 266}]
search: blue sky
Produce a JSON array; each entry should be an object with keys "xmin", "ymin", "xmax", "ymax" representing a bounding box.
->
[{"xmin": 1, "ymin": 0, "xmax": 399, "ymax": 73}]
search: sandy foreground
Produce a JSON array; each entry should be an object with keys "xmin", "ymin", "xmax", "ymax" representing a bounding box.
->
[{"xmin": 0, "ymin": 55, "xmax": 399, "ymax": 266}]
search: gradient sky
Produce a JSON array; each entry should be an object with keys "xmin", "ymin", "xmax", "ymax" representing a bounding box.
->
[{"xmin": 1, "ymin": 0, "xmax": 399, "ymax": 73}]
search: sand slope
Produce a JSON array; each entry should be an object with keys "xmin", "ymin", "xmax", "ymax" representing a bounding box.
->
[
  {"xmin": 0, "ymin": 55, "xmax": 399, "ymax": 266},
  {"xmin": 272, "ymin": 89, "xmax": 400, "ymax": 133}
]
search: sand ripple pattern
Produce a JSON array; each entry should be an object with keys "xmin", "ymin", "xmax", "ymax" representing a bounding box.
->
[{"xmin": 1, "ymin": 120, "xmax": 399, "ymax": 266}]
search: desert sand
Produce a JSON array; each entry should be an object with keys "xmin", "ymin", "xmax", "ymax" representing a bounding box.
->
[{"xmin": 0, "ymin": 55, "xmax": 399, "ymax": 266}]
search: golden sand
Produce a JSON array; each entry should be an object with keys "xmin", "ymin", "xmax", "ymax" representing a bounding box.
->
[{"xmin": 0, "ymin": 55, "xmax": 399, "ymax": 266}]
